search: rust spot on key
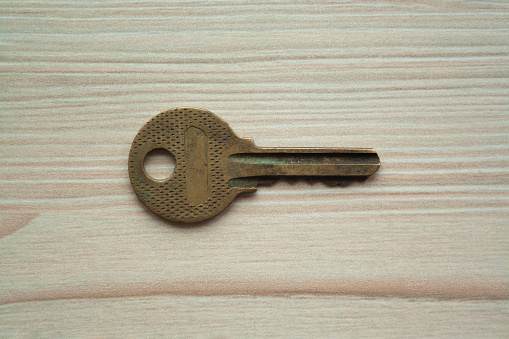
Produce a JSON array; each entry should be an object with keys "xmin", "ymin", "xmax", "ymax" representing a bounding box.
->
[{"xmin": 129, "ymin": 107, "xmax": 380, "ymax": 223}]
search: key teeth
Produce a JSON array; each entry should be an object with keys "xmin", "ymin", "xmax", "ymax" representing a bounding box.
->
[
  {"xmin": 322, "ymin": 178, "xmax": 347, "ymax": 187},
  {"xmin": 230, "ymin": 176, "xmax": 370, "ymax": 189},
  {"xmin": 321, "ymin": 176, "xmax": 369, "ymax": 187}
]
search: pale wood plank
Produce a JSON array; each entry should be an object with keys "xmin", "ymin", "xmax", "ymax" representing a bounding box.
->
[
  {"xmin": 1, "ymin": 0, "xmax": 508, "ymax": 336},
  {"xmin": 1, "ymin": 296, "xmax": 507, "ymax": 338}
]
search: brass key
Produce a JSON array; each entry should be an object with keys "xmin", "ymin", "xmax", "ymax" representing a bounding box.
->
[{"xmin": 129, "ymin": 107, "xmax": 380, "ymax": 223}]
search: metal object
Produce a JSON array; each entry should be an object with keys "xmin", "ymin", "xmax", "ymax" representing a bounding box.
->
[{"xmin": 129, "ymin": 107, "xmax": 380, "ymax": 223}]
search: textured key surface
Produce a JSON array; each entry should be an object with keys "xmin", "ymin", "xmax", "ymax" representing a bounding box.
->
[{"xmin": 129, "ymin": 108, "xmax": 242, "ymax": 223}]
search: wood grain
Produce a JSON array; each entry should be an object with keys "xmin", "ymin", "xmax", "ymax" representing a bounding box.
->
[
  {"xmin": 1, "ymin": 296, "xmax": 508, "ymax": 338},
  {"xmin": 1, "ymin": 0, "xmax": 508, "ymax": 337}
]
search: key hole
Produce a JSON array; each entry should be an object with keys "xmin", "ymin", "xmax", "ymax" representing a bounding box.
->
[{"xmin": 143, "ymin": 148, "xmax": 176, "ymax": 180}]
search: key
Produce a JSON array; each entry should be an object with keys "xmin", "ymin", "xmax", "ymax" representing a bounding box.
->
[{"xmin": 129, "ymin": 107, "xmax": 380, "ymax": 223}]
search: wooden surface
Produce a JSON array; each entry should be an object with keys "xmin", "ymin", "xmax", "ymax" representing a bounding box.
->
[{"xmin": 1, "ymin": 0, "xmax": 508, "ymax": 337}]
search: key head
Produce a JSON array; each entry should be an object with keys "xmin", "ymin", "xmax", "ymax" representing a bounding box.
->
[{"xmin": 129, "ymin": 107, "xmax": 253, "ymax": 223}]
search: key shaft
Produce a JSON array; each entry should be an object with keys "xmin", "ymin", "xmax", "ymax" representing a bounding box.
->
[{"xmin": 227, "ymin": 147, "xmax": 379, "ymax": 180}]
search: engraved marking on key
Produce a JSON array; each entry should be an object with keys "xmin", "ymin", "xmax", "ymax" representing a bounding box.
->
[
  {"xmin": 129, "ymin": 107, "xmax": 380, "ymax": 223},
  {"xmin": 184, "ymin": 126, "xmax": 209, "ymax": 205}
]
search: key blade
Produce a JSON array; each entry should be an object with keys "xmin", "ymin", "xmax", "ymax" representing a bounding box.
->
[{"xmin": 227, "ymin": 148, "xmax": 380, "ymax": 179}]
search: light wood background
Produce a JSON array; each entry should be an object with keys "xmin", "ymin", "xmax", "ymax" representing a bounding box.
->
[{"xmin": 1, "ymin": 0, "xmax": 508, "ymax": 337}]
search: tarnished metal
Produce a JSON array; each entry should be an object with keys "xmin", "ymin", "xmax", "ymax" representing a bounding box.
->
[{"xmin": 129, "ymin": 107, "xmax": 380, "ymax": 223}]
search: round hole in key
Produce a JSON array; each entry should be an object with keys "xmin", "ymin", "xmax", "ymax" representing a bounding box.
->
[{"xmin": 143, "ymin": 148, "xmax": 176, "ymax": 180}]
